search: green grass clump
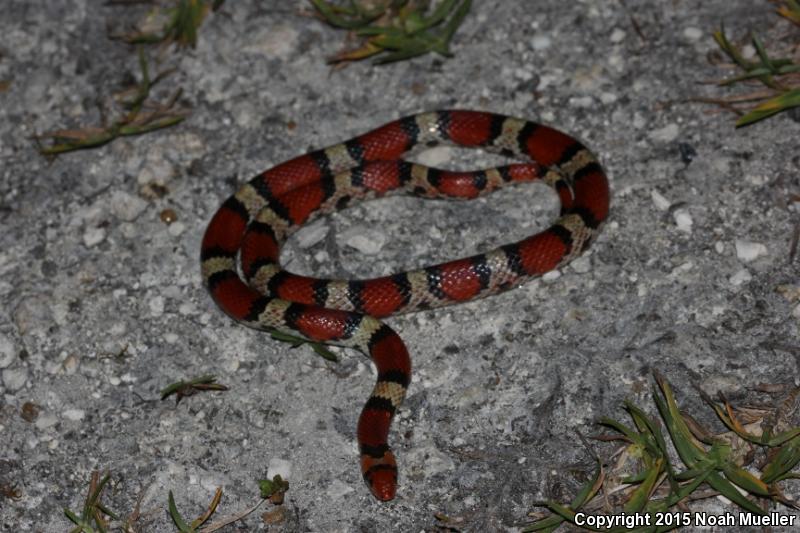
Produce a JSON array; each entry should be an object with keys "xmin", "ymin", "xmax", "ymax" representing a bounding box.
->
[
  {"xmin": 310, "ymin": 0, "xmax": 472, "ymax": 64},
  {"xmin": 705, "ymin": 1, "xmax": 800, "ymax": 126},
  {"xmin": 523, "ymin": 372, "xmax": 800, "ymax": 532}
]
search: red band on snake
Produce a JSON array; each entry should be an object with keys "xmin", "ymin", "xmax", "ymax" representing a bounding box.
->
[{"xmin": 200, "ymin": 110, "xmax": 610, "ymax": 501}]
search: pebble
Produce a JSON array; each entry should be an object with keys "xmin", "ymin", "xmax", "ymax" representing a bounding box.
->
[
  {"xmin": 673, "ymin": 209, "xmax": 693, "ymax": 233},
  {"xmin": 110, "ymin": 191, "xmax": 148, "ymax": 222},
  {"xmin": 326, "ymin": 479, "xmax": 354, "ymax": 498},
  {"xmin": 149, "ymin": 295, "xmax": 165, "ymax": 317},
  {"xmin": 168, "ymin": 221, "xmax": 186, "ymax": 237},
  {"xmin": 416, "ymin": 146, "xmax": 453, "ymax": 167},
  {"xmin": 14, "ymin": 295, "xmax": 52, "ymax": 335},
  {"xmin": 267, "ymin": 458, "xmax": 292, "ymax": 480},
  {"xmin": 62, "ymin": 409, "xmax": 85, "ymax": 421},
  {"xmin": 569, "ymin": 96, "xmax": 594, "ymax": 108},
  {"xmin": 610, "ymin": 28, "xmax": 626, "ymax": 43},
  {"xmin": 542, "ymin": 270, "xmax": 561, "ymax": 282},
  {"xmin": 83, "ymin": 227, "xmax": 106, "ymax": 247},
  {"xmin": 735, "ymin": 240, "xmax": 767, "ymax": 262},
  {"xmin": 532, "ymin": 35, "xmax": 551, "ymax": 50},
  {"xmin": 649, "ymin": 123, "xmax": 680, "ymax": 143},
  {"xmin": 651, "ymin": 189, "xmax": 671, "ymax": 211},
  {"xmin": 295, "ymin": 221, "xmax": 329, "ymax": 249},
  {"xmin": 683, "ymin": 27, "xmax": 703, "ymax": 41},
  {"xmin": 569, "ymin": 256, "xmax": 592, "ymax": 274},
  {"xmin": 342, "ymin": 228, "xmax": 387, "ymax": 255},
  {"xmin": 792, "ymin": 304, "xmax": 800, "ymax": 319},
  {"xmin": 35, "ymin": 413, "xmax": 59, "ymax": 430},
  {"xmin": 2, "ymin": 367, "xmax": 28, "ymax": 392},
  {"xmin": 714, "ymin": 241, "xmax": 725, "ymax": 254},
  {"xmin": 63, "ymin": 354, "xmax": 79, "ymax": 374},
  {"xmin": 600, "ymin": 92, "xmax": 617, "ymax": 105},
  {"xmin": 0, "ymin": 333, "xmax": 17, "ymax": 368},
  {"xmin": 729, "ymin": 268, "xmax": 752, "ymax": 286}
]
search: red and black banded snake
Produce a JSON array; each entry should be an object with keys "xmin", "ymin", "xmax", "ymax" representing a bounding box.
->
[{"xmin": 200, "ymin": 110, "xmax": 610, "ymax": 501}]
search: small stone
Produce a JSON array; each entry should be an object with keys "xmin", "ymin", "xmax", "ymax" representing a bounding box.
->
[
  {"xmin": 673, "ymin": 209, "xmax": 693, "ymax": 233},
  {"xmin": 651, "ymin": 189, "xmax": 671, "ymax": 211},
  {"xmin": 600, "ymin": 92, "xmax": 617, "ymax": 105},
  {"xmin": 542, "ymin": 270, "xmax": 561, "ymax": 282},
  {"xmin": 35, "ymin": 412, "xmax": 59, "ymax": 430},
  {"xmin": 735, "ymin": 240, "xmax": 767, "ymax": 262},
  {"xmin": 63, "ymin": 354, "xmax": 80, "ymax": 374},
  {"xmin": 532, "ymin": 35, "xmax": 551, "ymax": 50},
  {"xmin": 83, "ymin": 227, "xmax": 106, "ymax": 247},
  {"xmin": 729, "ymin": 268, "xmax": 752, "ymax": 286},
  {"xmin": 0, "ymin": 333, "xmax": 17, "ymax": 368},
  {"xmin": 569, "ymin": 96, "xmax": 594, "ymax": 108},
  {"xmin": 3, "ymin": 367, "xmax": 29, "ymax": 392},
  {"xmin": 267, "ymin": 458, "xmax": 292, "ymax": 480},
  {"xmin": 20, "ymin": 402, "xmax": 40, "ymax": 422},
  {"xmin": 416, "ymin": 146, "xmax": 453, "ymax": 167},
  {"xmin": 262, "ymin": 507, "xmax": 286, "ymax": 524},
  {"xmin": 295, "ymin": 221, "xmax": 329, "ymax": 249},
  {"xmin": 110, "ymin": 191, "xmax": 148, "ymax": 222},
  {"xmin": 683, "ymin": 27, "xmax": 703, "ymax": 41},
  {"xmin": 776, "ymin": 285, "xmax": 800, "ymax": 302},
  {"xmin": 326, "ymin": 479, "xmax": 354, "ymax": 498},
  {"xmin": 149, "ymin": 295, "xmax": 165, "ymax": 317},
  {"xmin": 342, "ymin": 228, "xmax": 387, "ymax": 255},
  {"xmin": 168, "ymin": 221, "xmax": 186, "ymax": 237},
  {"xmin": 569, "ymin": 256, "xmax": 592, "ymax": 274},
  {"xmin": 714, "ymin": 241, "xmax": 724, "ymax": 254},
  {"xmin": 649, "ymin": 123, "xmax": 680, "ymax": 143},
  {"xmin": 792, "ymin": 304, "xmax": 800, "ymax": 319},
  {"xmin": 610, "ymin": 28, "xmax": 626, "ymax": 43},
  {"xmin": 62, "ymin": 409, "xmax": 85, "ymax": 421}
]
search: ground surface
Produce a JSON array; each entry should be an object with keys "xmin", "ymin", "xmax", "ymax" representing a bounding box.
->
[{"xmin": 0, "ymin": 0, "xmax": 799, "ymax": 531}]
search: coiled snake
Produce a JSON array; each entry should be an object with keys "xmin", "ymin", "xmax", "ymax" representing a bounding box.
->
[{"xmin": 200, "ymin": 110, "xmax": 610, "ymax": 500}]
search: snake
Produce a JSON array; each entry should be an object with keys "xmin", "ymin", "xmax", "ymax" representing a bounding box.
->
[{"xmin": 200, "ymin": 110, "xmax": 610, "ymax": 501}]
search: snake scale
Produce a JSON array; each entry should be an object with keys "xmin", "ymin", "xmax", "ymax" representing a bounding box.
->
[{"xmin": 200, "ymin": 110, "xmax": 610, "ymax": 500}]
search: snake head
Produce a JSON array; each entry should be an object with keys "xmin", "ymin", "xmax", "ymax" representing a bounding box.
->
[{"xmin": 361, "ymin": 453, "xmax": 398, "ymax": 501}]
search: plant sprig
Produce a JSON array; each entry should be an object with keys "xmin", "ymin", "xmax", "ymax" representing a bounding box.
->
[
  {"xmin": 523, "ymin": 372, "xmax": 800, "ymax": 532},
  {"xmin": 267, "ymin": 328, "xmax": 339, "ymax": 362},
  {"xmin": 168, "ymin": 488, "xmax": 222, "ymax": 532},
  {"xmin": 36, "ymin": 48, "xmax": 188, "ymax": 156},
  {"xmin": 310, "ymin": 0, "xmax": 472, "ymax": 64},
  {"xmin": 160, "ymin": 374, "xmax": 229, "ymax": 404},
  {"xmin": 704, "ymin": 2, "xmax": 800, "ymax": 126},
  {"xmin": 64, "ymin": 471, "xmax": 118, "ymax": 533},
  {"xmin": 109, "ymin": 0, "xmax": 224, "ymax": 48}
]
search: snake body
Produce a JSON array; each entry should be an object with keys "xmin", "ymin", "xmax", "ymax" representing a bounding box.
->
[{"xmin": 200, "ymin": 110, "xmax": 609, "ymax": 501}]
